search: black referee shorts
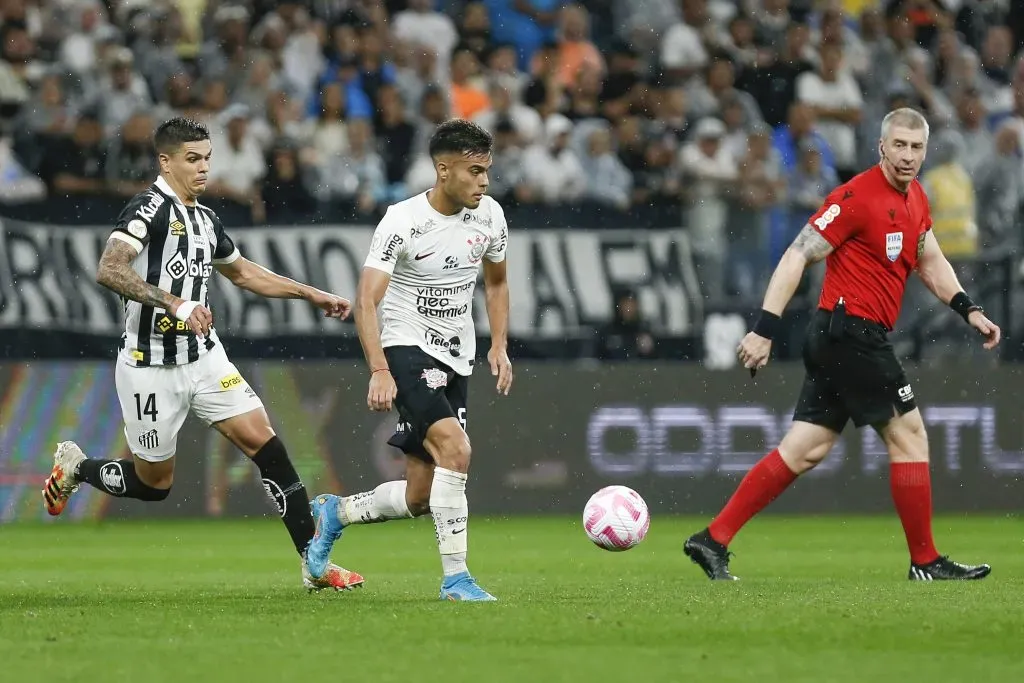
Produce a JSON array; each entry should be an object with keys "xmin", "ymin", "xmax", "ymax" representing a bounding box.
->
[
  {"xmin": 793, "ymin": 309, "xmax": 916, "ymax": 432},
  {"xmin": 384, "ymin": 346, "xmax": 468, "ymax": 463}
]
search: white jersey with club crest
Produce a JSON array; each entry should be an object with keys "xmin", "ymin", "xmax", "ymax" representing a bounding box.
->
[{"xmin": 364, "ymin": 192, "xmax": 508, "ymax": 376}]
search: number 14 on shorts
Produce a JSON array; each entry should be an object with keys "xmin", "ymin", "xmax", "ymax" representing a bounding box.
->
[{"xmin": 134, "ymin": 393, "xmax": 158, "ymax": 422}]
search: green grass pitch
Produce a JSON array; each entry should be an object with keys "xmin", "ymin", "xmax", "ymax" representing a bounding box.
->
[{"xmin": 1, "ymin": 515, "xmax": 1020, "ymax": 682}]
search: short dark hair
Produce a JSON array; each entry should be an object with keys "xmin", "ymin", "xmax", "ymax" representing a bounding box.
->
[
  {"xmin": 428, "ymin": 119, "xmax": 493, "ymax": 160},
  {"xmin": 154, "ymin": 117, "xmax": 210, "ymax": 155}
]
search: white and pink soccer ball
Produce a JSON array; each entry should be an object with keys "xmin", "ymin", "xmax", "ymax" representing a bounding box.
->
[{"xmin": 583, "ymin": 485, "xmax": 650, "ymax": 551}]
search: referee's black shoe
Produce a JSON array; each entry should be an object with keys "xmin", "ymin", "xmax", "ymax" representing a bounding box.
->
[
  {"xmin": 908, "ymin": 555, "xmax": 991, "ymax": 581},
  {"xmin": 684, "ymin": 529, "xmax": 739, "ymax": 581}
]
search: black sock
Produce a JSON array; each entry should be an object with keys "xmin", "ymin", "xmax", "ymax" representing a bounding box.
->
[
  {"xmin": 76, "ymin": 459, "xmax": 170, "ymax": 501},
  {"xmin": 252, "ymin": 436, "xmax": 315, "ymax": 556}
]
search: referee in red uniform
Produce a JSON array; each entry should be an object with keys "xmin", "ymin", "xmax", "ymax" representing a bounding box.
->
[{"xmin": 685, "ymin": 108, "xmax": 1001, "ymax": 581}]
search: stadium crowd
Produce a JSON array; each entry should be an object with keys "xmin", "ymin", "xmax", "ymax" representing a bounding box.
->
[{"xmin": 0, "ymin": 0, "xmax": 1022, "ymax": 306}]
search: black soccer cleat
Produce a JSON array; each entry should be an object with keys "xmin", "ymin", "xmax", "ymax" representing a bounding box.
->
[
  {"xmin": 908, "ymin": 555, "xmax": 991, "ymax": 581},
  {"xmin": 684, "ymin": 530, "xmax": 739, "ymax": 581}
]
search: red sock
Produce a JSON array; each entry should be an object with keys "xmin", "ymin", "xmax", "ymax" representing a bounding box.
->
[
  {"xmin": 708, "ymin": 449, "xmax": 798, "ymax": 546},
  {"xmin": 890, "ymin": 462, "xmax": 940, "ymax": 565}
]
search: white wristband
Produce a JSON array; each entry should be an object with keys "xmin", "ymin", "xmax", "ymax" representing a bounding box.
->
[{"xmin": 174, "ymin": 300, "xmax": 199, "ymax": 321}]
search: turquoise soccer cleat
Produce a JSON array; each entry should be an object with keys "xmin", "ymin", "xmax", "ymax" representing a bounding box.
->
[
  {"xmin": 306, "ymin": 494, "xmax": 345, "ymax": 579},
  {"xmin": 438, "ymin": 572, "xmax": 497, "ymax": 602}
]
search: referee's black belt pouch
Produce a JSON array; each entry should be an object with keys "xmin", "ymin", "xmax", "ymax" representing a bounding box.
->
[{"xmin": 828, "ymin": 300, "xmax": 847, "ymax": 340}]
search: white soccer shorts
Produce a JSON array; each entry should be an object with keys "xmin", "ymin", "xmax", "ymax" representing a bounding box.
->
[{"xmin": 114, "ymin": 344, "xmax": 264, "ymax": 462}]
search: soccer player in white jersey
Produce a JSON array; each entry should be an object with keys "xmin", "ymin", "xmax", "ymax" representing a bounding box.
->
[
  {"xmin": 305, "ymin": 119, "xmax": 513, "ymax": 601},
  {"xmin": 41, "ymin": 117, "xmax": 364, "ymax": 591}
]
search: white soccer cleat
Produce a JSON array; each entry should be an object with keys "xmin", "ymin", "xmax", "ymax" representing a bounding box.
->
[
  {"xmin": 302, "ymin": 559, "xmax": 365, "ymax": 593},
  {"xmin": 42, "ymin": 441, "xmax": 87, "ymax": 516}
]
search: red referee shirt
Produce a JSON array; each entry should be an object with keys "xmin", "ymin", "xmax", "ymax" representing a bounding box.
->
[{"xmin": 809, "ymin": 165, "xmax": 932, "ymax": 329}]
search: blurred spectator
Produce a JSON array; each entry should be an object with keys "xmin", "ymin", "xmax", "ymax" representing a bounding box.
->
[
  {"xmin": 474, "ymin": 82, "xmax": 543, "ymax": 144},
  {"xmin": 59, "ymin": 1, "xmax": 113, "ymax": 77},
  {"xmin": 94, "ymin": 46, "xmax": 152, "ymax": 135},
  {"xmin": 39, "ymin": 110, "xmax": 107, "ymax": 195},
  {"xmin": 581, "ymin": 126, "xmax": 632, "ymax": 209},
  {"xmin": 972, "ymin": 118, "xmax": 1022, "ymax": 260},
  {"xmin": 737, "ymin": 21, "xmax": 814, "ymax": 127},
  {"xmin": 922, "ymin": 128, "xmax": 977, "ymax": 267},
  {"xmin": 486, "ymin": 43, "xmax": 530, "ymax": 102},
  {"xmin": 488, "ymin": 120, "xmax": 528, "ymax": 202},
  {"xmin": 598, "ymin": 41, "xmax": 645, "ymax": 121},
  {"xmin": 688, "ymin": 55, "xmax": 763, "ymax": 128},
  {"xmin": 795, "ymin": 41, "xmax": 863, "ymax": 180},
  {"xmin": 393, "ymin": 0, "xmax": 459, "ymax": 80},
  {"xmin": 661, "ymin": 0, "xmax": 714, "ymax": 83},
  {"xmin": 521, "ymin": 113, "xmax": 586, "ymax": 203},
  {"xmin": 680, "ymin": 117, "xmax": 736, "ymax": 303},
  {"xmin": 376, "ymin": 84, "xmax": 417, "ymax": 201},
  {"xmin": 196, "ymin": 4, "xmax": 251, "ymax": 87},
  {"xmin": 0, "ymin": 25, "xmax": 34, "ymax": 120},
  {"xmin": 597, "ymin": 290, "xmax": 656, "ymax": 361},
  {"xmin": 105, "ymin": 111, "xmax": 157, "ymax": 197},
  {"xmin": 458, "ymin": 2, "xmax": 494, "ymax": 62},
  {"xmin": 262, "ymin": 139, "xmax": 318, "ymax": 221},
  {"xmin": 773, "ymin": 102, "xmax": 835, "ymax": 173},
  {"xmin": 317, "ymin": 118, "xmax": 386, "ymax": 214},
  {"xmin": 207, "ymin": 104, "xmax": 266, "ymax": 221},
  {"xmin": 955, "ymin": 88, "xmax": 994, "ymax": 177},
  {"xmin": 486, "ymin": 0, "xmax": 562, "ymax": 71},
  {"xmin": 537, "ymin": 4, "xmax": 604, "ymax": 88},
  {"xmin": 412, "ymin": 85, "xmax": 450, "ymax": 157},
  {"xmin": 786, "ymin": 138, "xmax": 838, "ymax": 247},
  {"xmin": 728, "ymin": 123, "xmax": 782, "ymax": 301},
  {"xmin": 449, "ymin": 46, "xmax": 490, "ymax": 119},
  {"xmin": 563, "ymin": 62, "xmax": 603, "ymax": 120}
]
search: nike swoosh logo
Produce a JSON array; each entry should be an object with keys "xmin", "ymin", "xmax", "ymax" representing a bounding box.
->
[
  {"xmin": 452, "ymin": 528, "xmax": 465, "ymax": 534},
  {"xmin": 414, "ymin": 252, "xmax": 435, "ymax": 260}
]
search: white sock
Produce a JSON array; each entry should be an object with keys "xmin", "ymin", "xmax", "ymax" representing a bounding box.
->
[
  {"xmin": 337, "ymin": 481, "xmax": 412, "ymax": 525},
  {"xmin": 430, "ymin": 467, "xmax": 469, "ymax": 577}
]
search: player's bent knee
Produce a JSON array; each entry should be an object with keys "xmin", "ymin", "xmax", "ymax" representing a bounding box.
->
[{"xmin": 425, "ymin": 420, "xmax": 472, "ymax": 473}]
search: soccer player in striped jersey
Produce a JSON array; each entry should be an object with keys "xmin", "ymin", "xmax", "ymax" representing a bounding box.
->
[{"xmin": 41, "ymin": 117, "xmax": 363, "ymax": 592}]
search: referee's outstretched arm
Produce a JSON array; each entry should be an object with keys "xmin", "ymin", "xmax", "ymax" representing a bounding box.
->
[{"xmin": 915, "ymin": 230, "xmax": 1001, "ymax": 350}]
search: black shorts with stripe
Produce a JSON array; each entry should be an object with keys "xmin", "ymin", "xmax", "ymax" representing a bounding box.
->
[
  {"xmin": 793, "ymin": 309, "xmax": 916, "ymax": 432},
  {"xmin": 385, "ymin": 346, "xmax": 469, "ymax": 463}
]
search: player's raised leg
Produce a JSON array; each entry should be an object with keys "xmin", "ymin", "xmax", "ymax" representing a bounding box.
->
[
  {"xmin": 684, "ymin": 421, "xmax": 838, "ymax": 580},
  {"xmin": 307, "ymin": 457, "xmax": 427, "ymax": 577},
  {"xmin": 44, "ymin": 364, "xmax": 188, "ymax": 515},
  {"xmin": 878, "ymin": 408, "xmax": 990, "ymax": 580}
]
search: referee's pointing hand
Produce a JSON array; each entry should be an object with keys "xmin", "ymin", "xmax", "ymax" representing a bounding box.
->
[{"xmin": 737, "ymin": 331, "xmax": 772, "ymax": 372}]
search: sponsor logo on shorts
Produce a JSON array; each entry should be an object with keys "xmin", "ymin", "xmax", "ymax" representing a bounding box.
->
[
  {"xmin": 898, "ymin": 384, "xmax": 914, "ymax": 402},
  {"xmin": 138, "ymin": 429, "xmax": 159, "ymax": 450},
  {"xmin": 814, "ymin": 204, "xmax": 841, "ymax": 231},
  {"xmin": 886, "ymin": 232, "xmax": 903, "ymax": 262},
  {"xmin": 420, "ymin": 368, "xmax": 448, "ymax": 389},
  {"xmin": 219, "ymin": 373, "xmax": 243, "ymax": 390},
  {"xmin": 99, "ymin": 462, "xmax": 126, "ymax": 494}
]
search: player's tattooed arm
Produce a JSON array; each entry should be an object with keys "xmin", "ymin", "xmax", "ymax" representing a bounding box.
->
[
  {"xmin": 791, "ymin": 223, "xmax": 835, "ymax": 264},
  {"xmin": 96, "ymin": 239, "xmax": 181, "ymax": 311}
]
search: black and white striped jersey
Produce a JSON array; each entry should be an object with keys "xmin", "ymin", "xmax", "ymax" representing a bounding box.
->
[{"xmin": 108, "ymin": 175, "xmax": 240, "ymax": 367}]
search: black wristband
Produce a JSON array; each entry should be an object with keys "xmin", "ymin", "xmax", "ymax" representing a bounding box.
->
[
  {"xmin": 949, "ymin": 291, "xmax": 982, "ymax": 323},
  {"xmin": 752, "ymin": 310, "xmax": 781, "ymax": 340}
]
